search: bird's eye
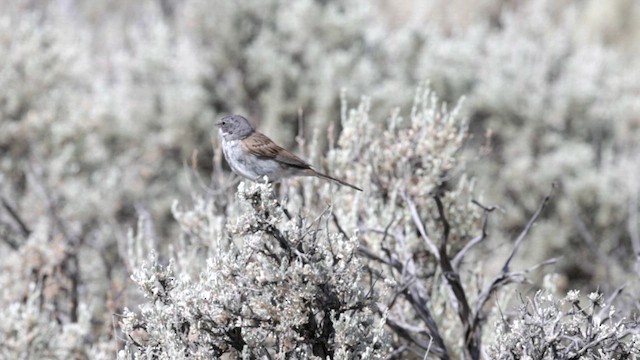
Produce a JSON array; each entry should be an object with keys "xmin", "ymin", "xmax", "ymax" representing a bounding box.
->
[{"xmin": 222, "ymin": 121, "xmax": 226, "ymax": 125}]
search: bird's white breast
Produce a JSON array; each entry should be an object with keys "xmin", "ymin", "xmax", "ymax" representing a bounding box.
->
[{"xmin": 221, "ymin": 139, "xmax": 286, "ymax": 182}]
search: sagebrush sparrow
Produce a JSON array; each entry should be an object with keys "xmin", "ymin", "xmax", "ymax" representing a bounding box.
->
[{"xmin": 217, "ymin": 115, "xmax": 362, "ymax": 191}]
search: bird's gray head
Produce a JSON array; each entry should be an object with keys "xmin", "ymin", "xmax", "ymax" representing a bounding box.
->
[{"xmin": 217, "ymin": 115, "xmax": 255, "ymax": 141}]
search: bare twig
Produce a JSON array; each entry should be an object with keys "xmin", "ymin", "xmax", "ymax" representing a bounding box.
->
[
  {"xmin": 363, "ymin": 233, "xmax": 449, "ymax": 359},
  {"xmin": 470, "ymin": 185, "xmax": 556, "ymax": 339},
  {"xmin": 385, "ymin": 317, "xmax": 443, "ymax": 356},
  {"xmin": 502, "ymin": 183, "xmax": 555, "ymax": 273},
  {"xmin": 433, "ymin": 198, "xmax": 463, "ymax": 288},
  {"xmin": 597, "ymin": 284, "xmax": 625, "ymax": 323},
  {"xmin": 433, "ymin": 195, "xmax": 477, "ymax": 359},
  {"xmin": 358, "ymin": 245, "xmax": 404, "ymax": 273},
  {"xmin": 405, "ymin": 286, "xmax": 450, "ymax": 359},
  {"xmin": 331, "ymin": 212, "xmax": 349, "ymax": 241},
  {"xmin": 423, "ymin": 335, "xmax": 433, "ymax": 360},
  {"xmin": 1, "ymin": 196, "xmax": 31, "ymax": 238},
  {"xmin": 400, "ymin": 190, "xmax": 439, "ymax": 259},
  {"xmin": 471, "ymin": 199, "xmax": 496, "ymax": 213},
  {"xmin": 452, "ymin": 200, "xmax": 496, "ymax": 270},
  {"xmin": 525, "ymin": 257, "xmax": 559, "ymax": 273},
  {"xmin": 452, "ymin": 236, "xmax": 481, "ymax": 271}
]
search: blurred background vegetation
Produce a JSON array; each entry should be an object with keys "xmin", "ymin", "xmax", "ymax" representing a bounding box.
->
[{"xmin": 0, "ymin": 0, "xmax": 639, "ymax": 358}]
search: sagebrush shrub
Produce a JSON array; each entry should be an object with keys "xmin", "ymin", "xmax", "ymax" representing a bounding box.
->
[{"xmin": 1, "ymin": 0, "xmax": 639, "ymax": 358}]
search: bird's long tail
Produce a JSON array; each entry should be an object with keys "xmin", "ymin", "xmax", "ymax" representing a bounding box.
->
[{"xmin": 311, "ymin": 170, "xmax": 363, "ymax": 191}]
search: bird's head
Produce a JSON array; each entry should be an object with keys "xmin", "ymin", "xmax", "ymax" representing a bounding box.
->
[{"xmin": 217, "ymin": 114, "xmax": 255, "ymax": 141}]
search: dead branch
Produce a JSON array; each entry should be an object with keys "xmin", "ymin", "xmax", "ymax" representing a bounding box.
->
[
  {"xmin": 597, "ymin": 284, "xmax": 625, "ymax": 323},
  {"xmin": 385, "ymin": 317, "xmax": 448, "ymax": 359},
  {"xmin": 452, "ymin": 201, "xmax": 495, "ymax": 270},
  {"xmin": 470, "ymin": 184, "xmax": 556, "ymax": 336},
  {"xmin": 400, "ymin": 190, "xmax": 439, "ymax": 259},
  {"xmin": 405, "ymin": 285, "xmax": 450, "ymax": 359},
  {"xmin": 1, "ymin": 196, "xmax": 31, "ymax": 239},
  {"xmin": 433, "ymin": 195, "xmax": 477, "ymax": 359},
  {"xmin": 502, "ymin": 183, "xmax": 555, "ymax": 273}
]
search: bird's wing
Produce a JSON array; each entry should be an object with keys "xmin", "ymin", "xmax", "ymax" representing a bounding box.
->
[{"xmin": 243, "ymin": 132, "xmax": 311, "ymax": 169}]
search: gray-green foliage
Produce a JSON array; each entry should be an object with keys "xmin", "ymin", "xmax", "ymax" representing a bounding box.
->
[
  {"xmin": 1, "ymin": 0, "xmax": 639, "ymax": 358},
  {"xmin": 119, "ymin": 182, "xmax": 387, "ymax": 359},
  {"xmin": 489, "ymin": 290, "xmax": 640, "ymax": 359},
  {"xmin": 119, "ymin": 86, "xmax": 487, "ymax": 358},
  {"xmin": 414, "ymin": 0, "xmax": 640, "ymax": 283}
]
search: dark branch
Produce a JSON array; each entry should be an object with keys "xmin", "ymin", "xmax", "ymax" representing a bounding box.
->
[
  {"xmin": 1, "ymin": 196, "xmax": 31, "ymax": 240},
  {"xmin": 502, "ymin": 183, "xmax": 555, "ymax": 273},
  {"xmin": 400, "ymin": 190, "xmax": 439, "ymax": 259},
  {"xmin": 452, "ymin": 201, "xmax": 495, "ymax": 270},
  {"xmin": 385, "ymin": 318, "xmax": 447, "ymax": 358},
  {"xmin": 466, "ymin": 185, "xmax": 556, "ymax": 354},
  {"xmin": 433, "ymin": 195, "xmax": 477, "ymax": 359},
  {"xmin": 404, "ymin": 286, "xmax": 450, "ymax": 359}
]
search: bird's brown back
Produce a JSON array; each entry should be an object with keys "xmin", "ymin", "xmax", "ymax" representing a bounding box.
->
[{"xmin": 242, "ymin": 132, "xmax": 311, "ymax": 169}]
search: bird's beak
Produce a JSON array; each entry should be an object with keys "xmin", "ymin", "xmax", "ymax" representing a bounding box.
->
[{"xmin": 215, "ymin": 122, "xmax": 223, "ymax": 127}]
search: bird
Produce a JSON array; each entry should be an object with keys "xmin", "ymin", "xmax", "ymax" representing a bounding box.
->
[{"xmin": 216, "ymin": 114, "xmax": 362, "ymax": 191}]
